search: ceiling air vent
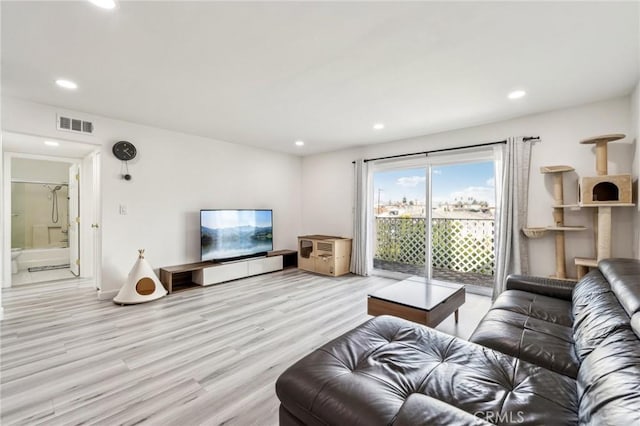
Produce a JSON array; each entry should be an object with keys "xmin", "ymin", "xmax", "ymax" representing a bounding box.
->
[{"xmin": 57, "ymin": 114, "xmax": 94, "ymax": 135}]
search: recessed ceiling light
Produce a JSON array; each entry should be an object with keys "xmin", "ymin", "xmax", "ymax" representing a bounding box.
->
[
  {"xmin": 373, "ymin": 123, "xmax": 385, "ymax": 130},
  {"xmin": 88, "ymin": 0, "xmax": 117, "ymax": 9},
  {"xmin": 44, "ymin": 141, "xmax": 60, "ymax": 147},
  {"xmin": 295, "ymin": 140, "xmax": 305, "ymax": 147},
  {"xmin": 55, "ymin": 79, "xmax": 78, "ymax": 90},
  {"xmin": 507, "ymin": 90, "xmax": 526, "ymax": 100}
]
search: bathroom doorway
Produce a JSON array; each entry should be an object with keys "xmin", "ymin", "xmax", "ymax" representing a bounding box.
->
[
  {"xmin": 2, "ymin": 132, "xmax": 101, "ymax": 289},
  {"xmin": 10, "ymin": 157, "xmax": 78, "ymax": 285}
]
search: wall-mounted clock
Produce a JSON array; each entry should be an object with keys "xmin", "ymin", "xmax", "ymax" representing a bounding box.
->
[
  {"xmin": 112, "ymin": 141, "xmax": 137, "ymax": 161},
  {"xmin": 113, "ymin": 141, "xmax": 136, "ymax": 180}
]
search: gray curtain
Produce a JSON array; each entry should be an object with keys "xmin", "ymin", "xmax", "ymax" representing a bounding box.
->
[
  {"xmin": 493, "ymin": 137, "xmax": 532, "ymax": 298},
  {"xmin": 350, "ymin": 159, "xmax": 369, "ymax": 276}
]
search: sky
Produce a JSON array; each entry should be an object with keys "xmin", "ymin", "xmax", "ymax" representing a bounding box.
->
[{"xmin": 372, "ymin": 161, "xmax": 495, "ymax": 206}]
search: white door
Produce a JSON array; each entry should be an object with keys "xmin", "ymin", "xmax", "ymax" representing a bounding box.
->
[
  {"xmin": 92, "ymin": 151, "xmax": 102, "ymax": 290},
  {"xmin": 68, "ymin": 164, "xmax": 80, "ymax": 276}
]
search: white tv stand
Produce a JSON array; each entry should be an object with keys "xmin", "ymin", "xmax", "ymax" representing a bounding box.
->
[
  {"xmin": 193, "ymin": 255, "xmax": 283, "ymax": 286},
  {"xmin": 159, "ymin": 250, "xmax": 297, "ymax": 294}
]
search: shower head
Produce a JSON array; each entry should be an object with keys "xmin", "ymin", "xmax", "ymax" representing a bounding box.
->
[{"xmin": 44, "ymin": 185, "xmax": 63, "ymax": 192}]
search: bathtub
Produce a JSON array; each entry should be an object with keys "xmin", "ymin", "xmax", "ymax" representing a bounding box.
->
[{"xmin": 17, "ymin": 247, "xmax": 70, "ymax": 271}]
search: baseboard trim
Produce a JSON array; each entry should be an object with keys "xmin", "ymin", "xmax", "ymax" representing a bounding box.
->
[{"xmin": 97, "ymin": 289, "xmax": 118, "ymax": 300}]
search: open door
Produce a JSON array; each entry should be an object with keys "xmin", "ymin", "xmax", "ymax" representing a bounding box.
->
[{"xmin": 68, "ymin": 164, "xmax": 80, "ymax": 276}]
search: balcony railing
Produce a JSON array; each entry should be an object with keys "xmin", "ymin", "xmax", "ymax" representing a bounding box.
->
[{"xmin": 374, "ymin": 217, "xmax": 495, "ymax": 287}]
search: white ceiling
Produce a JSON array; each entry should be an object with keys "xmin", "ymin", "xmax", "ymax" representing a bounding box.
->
[{"xmin": 2, "ymin": 1, "xmax": 639, "ymax": 156}]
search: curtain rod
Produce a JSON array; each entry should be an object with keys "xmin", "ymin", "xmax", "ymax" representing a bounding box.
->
[
  {"xmin": 352, "ymin": 136, "xmax": 540, "ymax": 164},
  {"xmin": 11, "ymin": 179, "xmax": 69, "ymax": 186}
]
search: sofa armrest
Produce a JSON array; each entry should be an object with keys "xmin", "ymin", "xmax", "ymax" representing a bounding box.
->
[{"xmin": 505, "ymin": 275, "xmax": 574, "ymax": 300}]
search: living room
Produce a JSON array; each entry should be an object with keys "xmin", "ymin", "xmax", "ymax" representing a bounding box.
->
[{"xmin": 1, "ymin": 1, "xmax": 639, "ymax": 425}]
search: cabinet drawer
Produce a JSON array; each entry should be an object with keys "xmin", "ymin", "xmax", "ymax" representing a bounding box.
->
[
  {"xmin": 248, "ymin": 256, "xmax": 283, "ymax": 275},
  {"xmin": 194, "ymin": 262, "xmax": 248, "ymax": 286}
]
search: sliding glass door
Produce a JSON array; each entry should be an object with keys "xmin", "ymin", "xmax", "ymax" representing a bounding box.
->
[
  {"xmin": 430, "ymin": 160, "xmax": 496, "ymax": 289},
  {"xmin": 372, "ymin": 162, "xmax": 428, "ymax": 276},
  {"xmin": 370, "ymin": 150, "xmax": 497, "ymax": 291}
]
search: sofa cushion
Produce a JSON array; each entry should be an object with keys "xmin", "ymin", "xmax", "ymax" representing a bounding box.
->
[
  {"xmin": 470, "ymin": 309, "xmax": 578, "ymax": 378},
  {"xmin": 276, "ymin": 315, "xmax": 578, "ymax": 426},
  {"xmin": 393, "ymin": 394, "xmax": 492, "ymax": 426},
  {"xmin": 599, "ymin": 258, "xmax": 640, "ymax": 317},
  {"xmin": 632, "ymin": 313, "xmax": 640, "ymax": 339},
  {"xmin": 572, "ymin": 269, "xmax": 632, "ymax": 361},
  {"xmin": 490, "ymin": 290, "xmax": 573, "ymax": 326},
  {"xmin": 469, "ymin": 289, "xmax": 578, "ymax": 377},
  {"xmin": 577, "ymin": 328, "xmax": 640, "ymax": 425}
]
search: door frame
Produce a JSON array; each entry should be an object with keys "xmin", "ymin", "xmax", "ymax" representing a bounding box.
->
[
  {"xmin": 426, "ymin": 148, "xmax": 498, "ymax": 285},
  {"xmin": 368, "ymin": 147, "xmax": 498, "ymax": 286},
  {"xmin": 2, "ymin": 150, "xmax": 101, "ymax": 288}
]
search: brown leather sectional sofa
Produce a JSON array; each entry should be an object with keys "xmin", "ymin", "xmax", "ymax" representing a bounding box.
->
[{"xmin": 276, "ymin": 258, "xmax": 640, "ymax": 425}]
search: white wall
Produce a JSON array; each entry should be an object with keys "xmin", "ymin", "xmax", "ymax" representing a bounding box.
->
[
  {"xmin": 302, "ymin": 96, "xmax": 635, "ymax": 278},
  {"xmin": 631, "ymin": 81, "xmax": 640, "ymax": 258},
  {"xmin": 2, "ymin": 94, "xmax": 635, "ymax": 296},
  {"xmin": 2, "ymin": 97, "xmax": 303, "ymax": 295}
]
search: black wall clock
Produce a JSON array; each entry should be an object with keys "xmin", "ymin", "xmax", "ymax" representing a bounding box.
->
[
  {"xmin": 112, "ymin": 141, "xmax": 137, "ymax": 161},
  {"xmin": 113, "ymin": 141, "xmax": 136, "ymax": 180}
]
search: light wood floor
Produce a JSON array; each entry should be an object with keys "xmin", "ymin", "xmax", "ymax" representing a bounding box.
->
[{"xmin": 0, "ymin": 269, "xmax": 491, "ymax": 425}]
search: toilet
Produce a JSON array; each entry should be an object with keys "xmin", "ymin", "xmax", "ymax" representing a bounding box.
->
[{"xmin": 11, "ymin": 248, "xmax": 22, "ymax": 274}]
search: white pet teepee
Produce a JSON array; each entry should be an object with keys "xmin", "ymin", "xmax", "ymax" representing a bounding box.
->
[{"xmin": 113, "ymin": 249, "xmax": 167, "ymax": 305}]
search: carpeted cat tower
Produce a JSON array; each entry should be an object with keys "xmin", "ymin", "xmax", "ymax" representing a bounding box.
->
[{"xmin": 113, "ymin": 249, "xmax": 167, "ymax": 305}]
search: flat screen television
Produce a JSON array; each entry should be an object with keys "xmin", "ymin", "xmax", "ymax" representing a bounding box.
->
[{"xmin": 200, "ymin": 209, "xmax": 273, "ymax": 262}]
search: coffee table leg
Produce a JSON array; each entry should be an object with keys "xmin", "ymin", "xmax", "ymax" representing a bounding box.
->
[{"xmin": 454, "ymin": 309, "xmax": 459, "ymax": 323}]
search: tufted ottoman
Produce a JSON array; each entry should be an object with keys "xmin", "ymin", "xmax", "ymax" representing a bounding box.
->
[{"xmin": 275, "ymin": 315, "xmax": 578, "ymax": 426}]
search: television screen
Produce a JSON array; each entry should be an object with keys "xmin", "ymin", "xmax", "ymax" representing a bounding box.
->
[{"xmin": 200, "ymin": 209, "xmax": 273, "ymax": 262}]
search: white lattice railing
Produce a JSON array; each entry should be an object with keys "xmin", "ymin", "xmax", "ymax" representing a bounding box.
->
[{"xmin": 374, "ymin": 217, "xmax": 495, "ymax": 276}]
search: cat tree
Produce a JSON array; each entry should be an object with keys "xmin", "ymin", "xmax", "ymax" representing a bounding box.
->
[
  {"xmin": 524, "ymin": 133, "xmax": 633, "ymax": 281},
  {"xmin": 574, "ymin": 134, "xmax": 633, "ymax": 278},
  {"xmin": 523, "ymin": 166, "xmax": 586, "ymax": 281}
]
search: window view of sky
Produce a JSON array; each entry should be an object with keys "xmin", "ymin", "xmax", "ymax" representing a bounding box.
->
[{"xmin": 373, "ymin": 161, "xmax": 495, "ymax": 207}]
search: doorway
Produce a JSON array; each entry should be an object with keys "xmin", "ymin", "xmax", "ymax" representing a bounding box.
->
[
  {"xmin": 370, "ymin": 149, "xmax": 497, "ymax": 293},
  {"xmin": 2, "ymin": 132, "xmax": 101, "ymax": 289},
  {"xmin": 372, "ymin": 163, "xmax": 428, "ymax": 276},
  {"xmin": 9, "ymin": 157, "xmax": 78, "ymax": 285},
  {"xmin": 430, "ymin": 159, "xmax": 496, "ymax": 290}
]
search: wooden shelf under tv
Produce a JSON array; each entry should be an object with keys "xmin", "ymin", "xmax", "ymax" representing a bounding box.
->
[
  {"xmin": 159, "ymin": 250, "xmax": 296, "ymax": 294},
  {"xmin": 159, "ymin": 261, "xmax": 214, "ymax": 294}
]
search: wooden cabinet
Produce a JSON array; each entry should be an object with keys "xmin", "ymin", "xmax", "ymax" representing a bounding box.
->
[{"xmin": 297, "ymin": 235, "xmax": 352, "ymax": 277}]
